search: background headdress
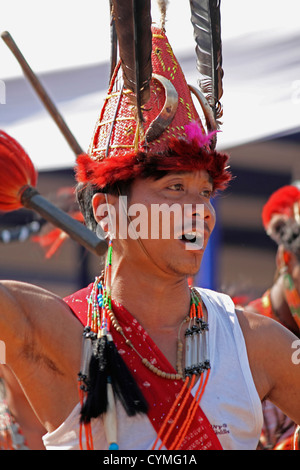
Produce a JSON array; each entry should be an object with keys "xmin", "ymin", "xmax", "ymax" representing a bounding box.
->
[
  {"xmin": 262, "ymin": 184, "xmax": 300, "ymax": 262},
  {"xmin": 262, "ymin": 185, "xmax": 300, "ymax": 241},
  {"xmin": 262, "ymin": 185, "xmax": 300, "ymax": 231}
]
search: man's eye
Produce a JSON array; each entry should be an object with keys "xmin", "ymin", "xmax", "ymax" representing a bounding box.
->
[
  {"xmin": 200, "ymin": 190, "xmax": 213, "ymax": 198},
  {"xmin": 168, "ymin": 184, "xmax": 184, "ymax": 191}
]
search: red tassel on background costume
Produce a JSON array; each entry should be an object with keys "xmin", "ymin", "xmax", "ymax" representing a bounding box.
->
[
  {"xmin": 0, "ymin": 131, "xmax": 37, "ymax": 211},
  {"xmin": 32, "ymin": 211, "xmax": 85, "ymax": 258}
]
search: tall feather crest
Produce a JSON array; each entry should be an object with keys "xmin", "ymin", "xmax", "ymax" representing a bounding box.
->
[
  {"xmin": 189, "ymin": 0, "xmax": 224, "ymax": 125},
  {"xmin": 156, "ymin": 0, "xmax": 169, "ymax": 30},
  {"xmin": 111, "ymin": 0, "xmax": 152, "ymax": 123}
]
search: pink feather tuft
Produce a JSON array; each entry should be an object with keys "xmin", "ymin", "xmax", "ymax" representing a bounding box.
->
[{"xmin": 184, "ymin": 121, "xmax": 217, "ymax": 148}]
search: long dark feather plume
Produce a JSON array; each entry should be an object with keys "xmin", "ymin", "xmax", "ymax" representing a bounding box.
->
[
  {"xmin": 111, "ymin": 0, "xmax": 152, "ymax": 123},
  {"xmin": 189, "ymin": 0, "xmax": 224, "ymax": 125},
  {"xmin": 109, "ymin": 0, "xmax": 118, "ymax": 82}
]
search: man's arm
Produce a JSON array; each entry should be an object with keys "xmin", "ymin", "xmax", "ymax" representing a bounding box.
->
[
  {"xmin": 238, "ymin": 308, "xmax": 300, "ymax": 425},
  {"xmin": 0, "ymin": 280, "xmax": 83, "ymax": 432}
]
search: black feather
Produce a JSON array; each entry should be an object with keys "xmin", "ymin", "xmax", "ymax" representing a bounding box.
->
[
  {"xmin": 189, "ymin": 0, "xmax": 224, "ymax": 123},
  {"xmin": 111, "ymin": 0, "xmax": 152, "ymax": 122},
  {"xmin": 80, "ymin": 335, "xmax": 109, "ymax": 423},
  {"xmin": 109, "ymin": 0, "xmax": 118, "ymax": 82}
]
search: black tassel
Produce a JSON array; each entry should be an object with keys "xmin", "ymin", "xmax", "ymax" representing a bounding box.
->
[
  {"xmin": 107, "ymin": 337, "xmax": 148, "ymax": 416},
  {"xmin": 80, "ymin": 333, "xmax": 148, "ymax": 424},
  {"xmin": 80, "ymin": 334, "xmax": 109, "ymax": 423}
]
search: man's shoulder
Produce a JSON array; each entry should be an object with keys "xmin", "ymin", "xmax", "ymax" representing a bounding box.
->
[{"xmin": 236, "ymin": 304, "xmax": 297, "ymax": 358}]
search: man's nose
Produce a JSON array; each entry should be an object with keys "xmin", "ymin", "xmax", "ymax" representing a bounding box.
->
[{"xmin": 184, "ymin": 200, "xmax": 214, "ymax": 220}]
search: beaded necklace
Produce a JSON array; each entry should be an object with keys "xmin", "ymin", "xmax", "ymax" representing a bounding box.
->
[
  {"xmin": 86, "ymin": 272, "xmax": 210, "ymax": 380},
  {"xmin": 78, "ymin": 241, "xmax": 211, "ymax": 450}
]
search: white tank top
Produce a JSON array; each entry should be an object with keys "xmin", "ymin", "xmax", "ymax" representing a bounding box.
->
[{"xmin": 43, "ymin": 288, "xmax": 263, "ymax": 450}]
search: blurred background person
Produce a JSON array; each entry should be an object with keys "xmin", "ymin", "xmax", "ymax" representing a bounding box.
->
[{"xmin": 246, "ymin": 184, "xmax": 300, "ymax": 450}]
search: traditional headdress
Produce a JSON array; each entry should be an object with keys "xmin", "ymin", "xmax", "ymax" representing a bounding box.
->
[
  {"xmin": 262, "ymin": 185, "xmax": 300, "ymax": 230},
  {"xmin": 75, "ymin": 2, "xmax": 231, "ymax": 193},
  {"xmin": 262, "ymin": 183, "xmax": 300, "ymax": 261}
]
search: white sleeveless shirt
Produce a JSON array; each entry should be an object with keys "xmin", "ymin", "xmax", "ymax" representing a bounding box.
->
[{"xmin": 43, "ymin": 288, "xmax": 263, "ymax": 450}]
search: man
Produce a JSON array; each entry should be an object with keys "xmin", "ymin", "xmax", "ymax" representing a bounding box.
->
[
  {"xmin": 247, "ymin": 184, "xmax": 300, "ymax": 337},
  {"xmin": 0, "ymin": 23, "xmax": 299, "ymax": 450},
  {"xmin": 246, "ymin": 185, "xmax": 300, "ymax": 449}
]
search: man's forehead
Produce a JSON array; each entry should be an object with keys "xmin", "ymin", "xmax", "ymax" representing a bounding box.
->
[{"xmin": 156, "ymin": 170, "xmax": 213, "ymax": 183}]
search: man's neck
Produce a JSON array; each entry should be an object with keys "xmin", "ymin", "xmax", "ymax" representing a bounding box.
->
[
  {"xmin": 110, "ymin": 262, "xmax": 191, "ymax": 333},
  {"xmin": 109, "ymin": 263, "xmax": 193, "ymax": 370}
]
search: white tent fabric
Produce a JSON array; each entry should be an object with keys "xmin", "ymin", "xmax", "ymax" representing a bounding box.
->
[{"xmin": 0, "ymin": 0, "xmax": 299, "ymax": 171}]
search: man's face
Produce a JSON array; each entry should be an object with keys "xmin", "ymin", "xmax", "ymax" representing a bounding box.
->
[{"xmin": 111, "ymin": 169, "xmax": 216, "ymax": 278}]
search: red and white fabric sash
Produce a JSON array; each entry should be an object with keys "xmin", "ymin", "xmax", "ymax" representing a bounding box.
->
[{"xmin": 64, "ymin": 285, "xmax": 222, "ymax": 450}]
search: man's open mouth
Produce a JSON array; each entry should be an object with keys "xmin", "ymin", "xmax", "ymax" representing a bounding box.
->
[{"xmin": 179, "ymin": 231, "xmax": 204, "ymax": 248}]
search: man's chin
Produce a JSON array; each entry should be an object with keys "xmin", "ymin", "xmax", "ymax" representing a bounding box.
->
[{"xmin": 168, "ymin": 256, "xmax": 203, "ymax": 278}]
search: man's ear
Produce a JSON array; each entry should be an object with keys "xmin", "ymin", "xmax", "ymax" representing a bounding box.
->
[
  {"xmin": 92, "ymin": 193, "xmax": 106, "ymax": 223},
  {"xmin": 92, "ymin": 193, "xmax": 118, "ymax": 237}
]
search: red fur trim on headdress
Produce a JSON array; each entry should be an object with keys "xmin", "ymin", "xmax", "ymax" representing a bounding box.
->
[
  {"xmin": 262, "ymin": 185, "xmax": 300, "ymax": 229},
  {"xmin": 151, "ymin": 135, "xmax": 231, "ymax": 192},
  {"xmin": 76, "ymin": 152, "xmax": 141, "ymax": 188},
  {"xmin": 76, "ymin": 137, "xmax": 231, "ymax": 193}
]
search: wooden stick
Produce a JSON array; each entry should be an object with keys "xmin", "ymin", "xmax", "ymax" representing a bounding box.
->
[{"xmin": 1, "ymin": 30, "xmax": 84, "ymax": 157}]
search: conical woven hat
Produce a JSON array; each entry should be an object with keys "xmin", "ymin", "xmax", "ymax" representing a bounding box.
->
[{"xmin": 90, "ymin": 26, "xmax": 204, "ymax": 158}]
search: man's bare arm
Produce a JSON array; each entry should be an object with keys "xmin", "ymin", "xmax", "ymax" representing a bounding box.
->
[
  {"xmin": 238, "ymin": 308, "xmax": 300, "ymax": 425},
  {"xmin": 0, "ymin": 280, "xmax": 83, "ymax": 431}
]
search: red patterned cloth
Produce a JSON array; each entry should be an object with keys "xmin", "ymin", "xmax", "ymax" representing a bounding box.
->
[{"xmin": 65, "ymin": 284, "xmax": 222, "ymax": 450}]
